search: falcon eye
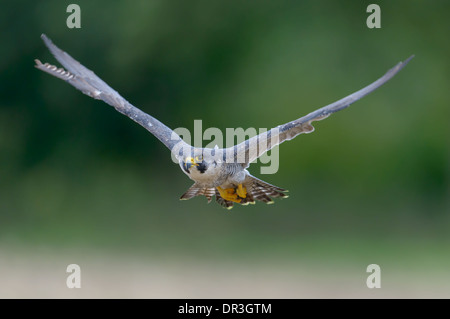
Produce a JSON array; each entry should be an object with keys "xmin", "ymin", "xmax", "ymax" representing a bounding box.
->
[{"xmin": 195, "ymin": 155, "xmax": 203, "ymax": 162}]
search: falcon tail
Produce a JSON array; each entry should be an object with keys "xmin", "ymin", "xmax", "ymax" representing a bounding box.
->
[
  {"xmin": 180, "ymin": 175, "xmax": 289, "ymax": 210},
  {"xmin": 180, "ymin": 184, "xmax": 216, "ymax": 203}
]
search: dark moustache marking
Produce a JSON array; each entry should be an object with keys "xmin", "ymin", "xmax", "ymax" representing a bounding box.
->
[{"xmin": 182, "ymin": 161, "xmax": 191, "ymax": 174}]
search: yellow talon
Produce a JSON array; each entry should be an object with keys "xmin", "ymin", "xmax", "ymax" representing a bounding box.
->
[
  {"xmin": 217, "ymin": 186, "xmax": 241, "ymax": 203},
  {"xmin": 236, "ymin": 184, "xmax": 247, "ymax": 198},
  {"xmin": 217, "ymin": 184, "xmax": 247, "ymax": 204}
]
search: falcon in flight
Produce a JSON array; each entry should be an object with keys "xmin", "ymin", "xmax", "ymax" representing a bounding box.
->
[{"xmin": 35, "ymin": 34, "xmax": 413, "ymax": 209}]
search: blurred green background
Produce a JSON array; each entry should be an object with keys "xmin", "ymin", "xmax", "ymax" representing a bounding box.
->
[{"xmin": 0, "ymin": 0, "xmax": 449, "ymax": 298}]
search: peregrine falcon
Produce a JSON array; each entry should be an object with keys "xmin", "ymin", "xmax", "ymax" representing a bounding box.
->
[{"xmin": 35, "ymin": 34, "xmax": 413, "ymax": 209}]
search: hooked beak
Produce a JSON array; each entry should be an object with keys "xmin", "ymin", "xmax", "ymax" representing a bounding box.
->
[{"xmin": 185, "ymin": 157, "xmax": 199, "ymax": 170}]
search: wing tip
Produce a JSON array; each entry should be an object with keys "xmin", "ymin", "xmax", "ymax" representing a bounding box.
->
[
  {"xmin": 393, "ymin": 55, "xmax": 414, "ymax": 73},
  {"xmin": 41, "ymin": 33, "xmax": 51, "ymax": 45},
  {"xmin": 405, "ymin": 54, "xmax": 415, "ymax": 61},
  {"xmin": 402, "ymin": 54, "xmax": 415, "ymax": 66}
]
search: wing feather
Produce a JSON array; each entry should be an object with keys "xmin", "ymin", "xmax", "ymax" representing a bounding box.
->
[
  {"xmin": 35, "ymin": 34, "xmax": 190, "ymax": 155},
  {"xmin": 226, "ymin": 56, "xmax": 414, "ymax": 166}
]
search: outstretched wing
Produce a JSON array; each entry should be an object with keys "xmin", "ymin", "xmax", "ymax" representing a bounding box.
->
[
  {"xmin": 225, "ymin": 55, "xmax": 414, "ymax": 166},
  {"xmin": 35, "ymin": 34, "xmax": 190, "ymax": 155}
]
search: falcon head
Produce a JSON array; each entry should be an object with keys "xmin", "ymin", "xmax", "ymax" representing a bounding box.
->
[
  {"xmin": 179, "ymin": 148, "xmax": 221, "ymax": 182},
  {"xmin": 181, "ymin": 154, "xmax": 207, "ymax": 174}
]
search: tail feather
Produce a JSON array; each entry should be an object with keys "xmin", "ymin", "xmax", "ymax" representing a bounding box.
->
[
  {"xmin": 247, "ymin": 175, "xmax": 287, "ymax": 193},
  {"xmin": 180, "ymin": 184, "xmax": 215, "ymax": 203},
  {"xmin": 180, "ymin": 175, "xmax": 288, "ymax": 209},
  {"xmin": 215, "ymin": 188, "xmax": 234, "ymax": 209},
  {"xmin": 240, "ymin": 192, "xmax": 255, "ymax": 205},
  {"xmin": 245, "ymin": 175, "xmax": 288, "ymax": 204},
  {"xmin": 252, "ymin": 185, "xmax": 274, "ymax": 203}
]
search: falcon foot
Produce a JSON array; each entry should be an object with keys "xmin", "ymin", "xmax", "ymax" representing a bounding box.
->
[
  {"xmin": 217, "ymin": 184, "xmax": 247, "ymax": 203},
  {"xmin": 236, "ymin": 184, "xmax": 247, "ymax": 198}
]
